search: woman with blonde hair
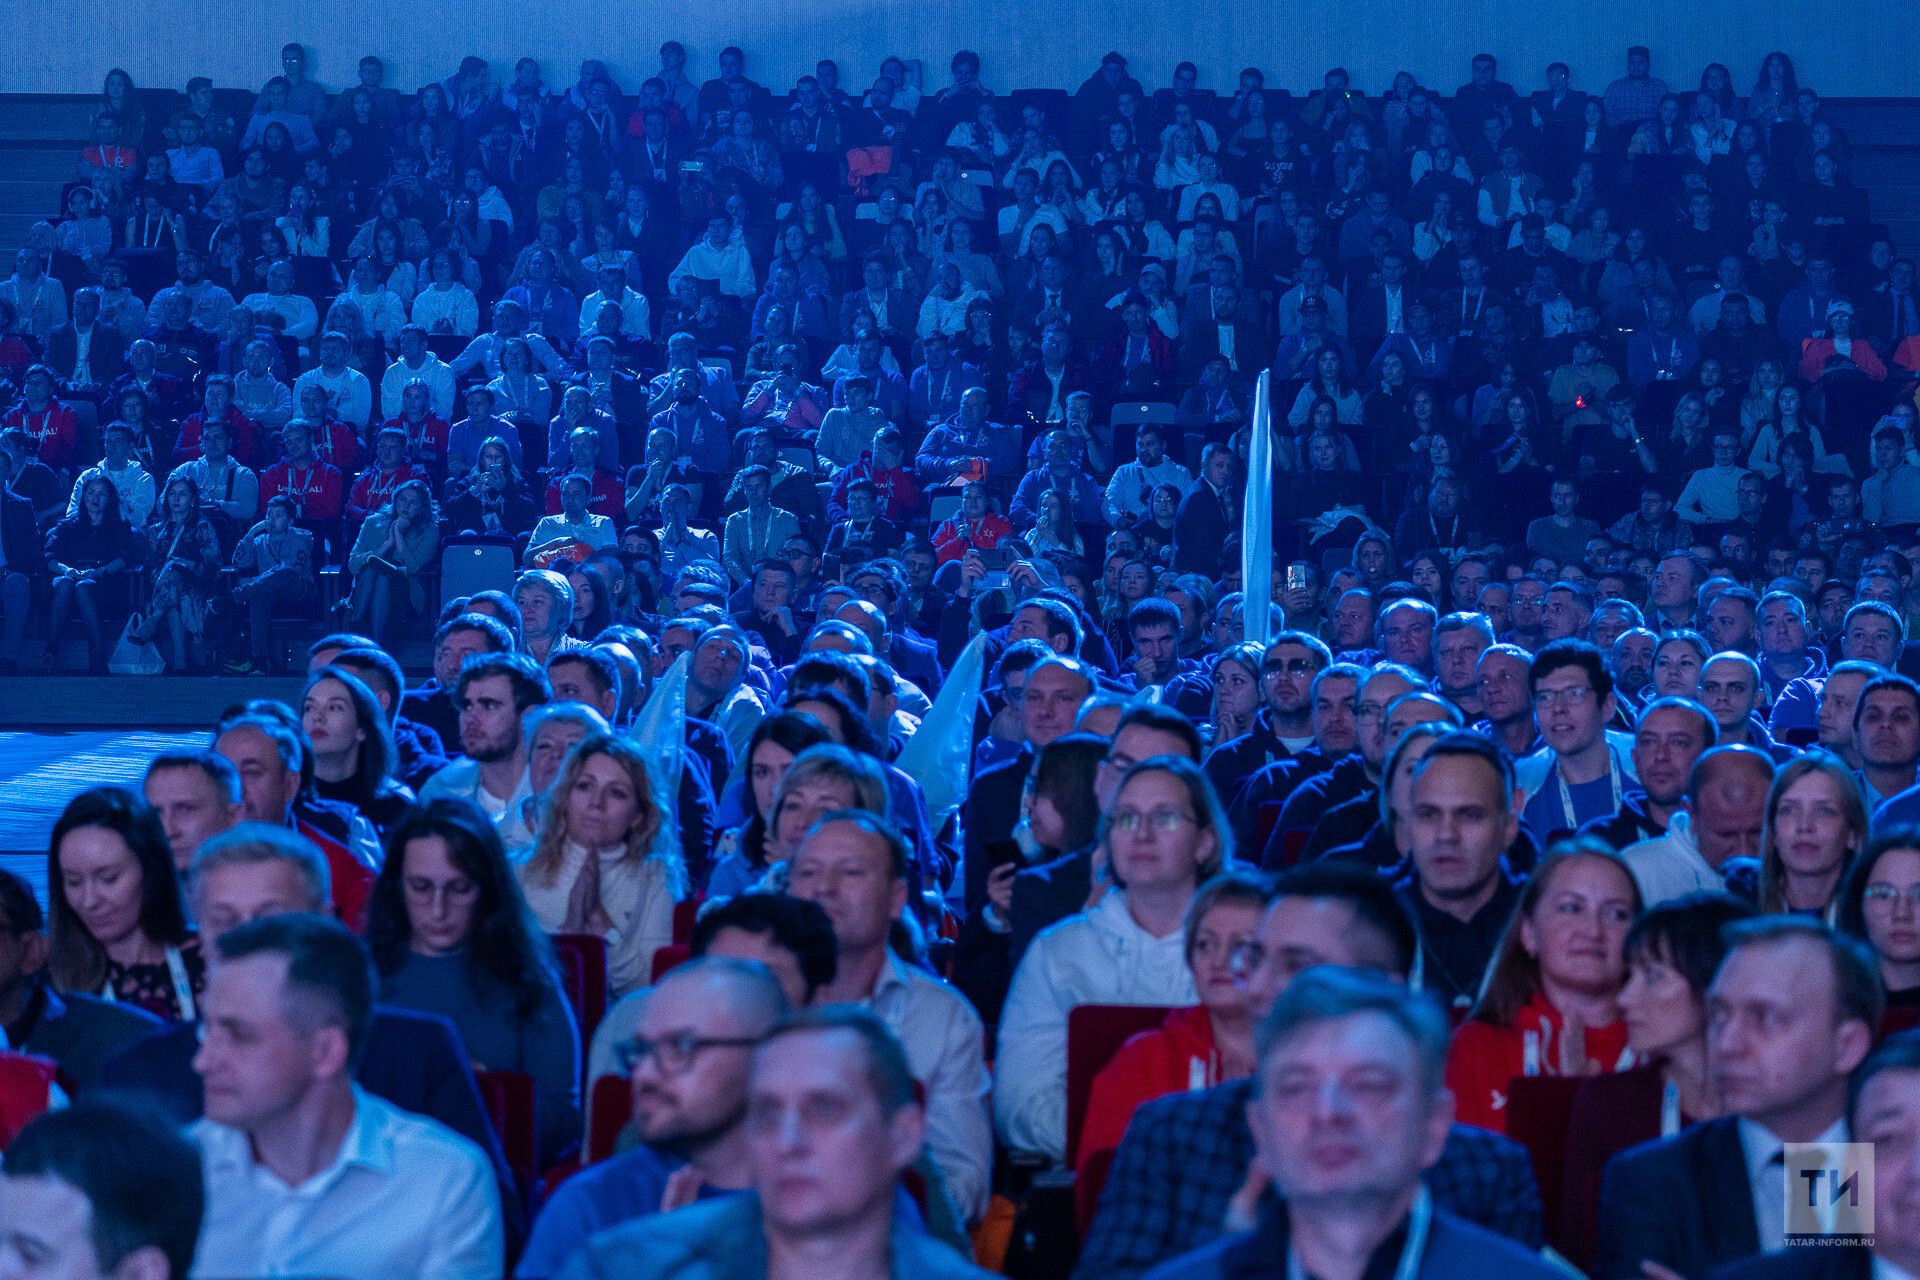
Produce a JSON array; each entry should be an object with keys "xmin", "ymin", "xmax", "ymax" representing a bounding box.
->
[
  {"xmin": 1446, "ymin": 837, "xmax": 1641, "ymax": 1133},
  {"xmin": 1758, "ymin": 749, "xmax": 1867, "ymax": 916},
  {"xmin": 752, "ymin": 744, "xmax": 890, "ymax": 891},
  {"xmin": 516, "ymin": 732, "xmax": 686, "ymax": 994}
]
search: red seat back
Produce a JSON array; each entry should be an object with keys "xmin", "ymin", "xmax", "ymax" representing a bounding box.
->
[
  {"xmin": 587, "ymin": 1073, "xmax": 634, "ymax": 1164},
  {"xmin": 475, "ymin": 1069, "xmax": 538, "ymax": 1190},
  {"xmin": 1504, "ymin": 1074, "xmax": 1585, "ymax": 1246},
  {"xmin": 1065, "ymin": 1004, "xmax": 1176, "ymax": 1166},
  {"xmin": 651, "ymin": 943, "xmax": 693, "ymax": 983},
  {"xmin": 550, "ymin": 933, "xmax": 608, "ymax": 1049},
  {"xmin": 672, "ymin": 897, "xmax": 702, "ymax": 944}
]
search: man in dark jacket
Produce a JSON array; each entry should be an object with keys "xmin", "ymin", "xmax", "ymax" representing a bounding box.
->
[{"xmin": 1171, "ymin": 443, "xmax": 1238, "ymax": 576}]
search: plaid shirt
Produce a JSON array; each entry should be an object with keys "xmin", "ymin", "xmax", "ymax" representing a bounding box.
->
[{"xmin": 1072, "ymin": 1078, "xmax": 1542, "ymax": 1280}]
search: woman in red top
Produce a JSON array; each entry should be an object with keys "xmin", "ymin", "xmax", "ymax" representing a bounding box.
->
[
  {"xmin": 1445, "ymin": 838, "xmax": 1641, "ymax": 1134},
  {"xmin": 1075, "ymin": 871, "xmax": 1268, "ymax": 1179}
]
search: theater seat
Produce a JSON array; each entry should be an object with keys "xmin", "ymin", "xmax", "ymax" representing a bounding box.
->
[
  {"xmin": 550, "ymin": 933, "xmax": 609, "ymax": 1050},
  {"xmin": 651, "ymin": 942, "xmax": 692, "ymax": 983},
  {"xmin": 1064, "ymin": 1003, "xmax": 1177, "ymax": 1167},
  {"xmin": 586, "ymin": 1072, "xmax": 634, "ymax": 1164},
  {"xmin": 475, "ymin": 1069, "xmax": 538, "ymax": 1192},
  {"xmin": 1503, "ymin": 1074, "xmax": 1584, "ymax": 1253}
]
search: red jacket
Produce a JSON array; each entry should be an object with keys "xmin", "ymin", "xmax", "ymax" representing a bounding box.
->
[
  {"xmin": 173, "ymin": 406, "xmax": 261, "ymax": 468},
  {"xmin": 1, "ymin": 400, "xmax": 79, "ymax": 471},
  {"xmin": 931, "ymin": 510, "xmax": 1012, "ymax": 563},
  {"xmin": 0, "ymin": 1051, "xmax": 57, "ymax": 1148},
  {"xmin": 543, "ymin": 467, "xmax": 625, "ymax": 519},
  {"xmin": 1076, "ymin": 1004, "xmax": 1219, "ymax": 1180},
  {"xmin": 829, "ymin": 455, "xmax": 922, "ymax": 522},
  {"xmin": 347, "ymin": 462, "xmax": 429, "ymax": 525},
  {"xmin": 1445, "ymin": 991, "xmax": 1633, "ymax": 1133},
  {"xmin": 1801, "ymin": 336, "xmax": 1888, "ymax": 383},
  {"xmin": 262, "ymin": 459, "xmax": 346, "ymax": 522},
  {"xmin": 305, "ymin": 417, "xmax": 363, "ymax": 474},
  {"xmin": 296, "ymin": 816, "xmax": 373, "ymax": 931},
  {"xmin": 381, "ymin": 412, "xmax": 452, "ymax": 474}
]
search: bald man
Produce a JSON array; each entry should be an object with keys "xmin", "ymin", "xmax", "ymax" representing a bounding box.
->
[{"xmin": 1619, "ymin": 744, "xmax": 1776, "ymax": 904}]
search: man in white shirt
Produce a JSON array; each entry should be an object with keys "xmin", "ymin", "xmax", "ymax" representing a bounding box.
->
[
  {"xmin": 382, "ymin": 324, "xmax": 456, "ymax": 420},
  {"xmin": 341, "ymin": 256, "xmax": 408, "ymax": 348},
  {"xmin": 526, "ymin": 473, "xmax": 615, "ymax": 565},
  {"xmin": 294, "ymin": 332, "xmax": 374, "ymax": 430},
  {"xmin": 1596, "ymin": 918, "xmax": 1876, "ymax": 1279},
  {"xmin": 668, "ymin": 214, "xmax": 757, "ymax": 300},
  {"xmin": 450, "ymin": 300, "xmax": 565, "ymax": 378},
  {"xmin": 152, "ymin": 247, "xmax": 237, "ymax": 332},
  {"xmin": 577, "ymin": 263, "xmax": 652, "ymax": 343},
  {"xmin": 176, "ymin": 418, "xmax": 260, "ymax": 524},
  {"xmin": 191, "ymin": 913, "xmax": 501, "ymax": 1280},
  {"xmin": 789, "ymin": 811, "xmax": 992, "ymax": 1221},
  {"xmin": 1102, "ymin": 420, "xmax": 1192, "ymax": 525},
  {"xmin": 721, "ymin": 466, "xmax": 800, "ymax": 585},
  {"xmin": 1865, "ymin": 424, "xmax": 1920, "ymax": 529},
  {"xmin": 1621, "ymin": 744, "xmax": 1773, "ymax": 905},
  {"xmin": 1674, "ymin": 426, "xmax": 1753, "ymax": 527},
  {"xmin": 66, "ymin": 421, "xmax": 154, "ymax": 526},
  {"xmin": 240, "ymin": 259, "xmax": 319, "ymax": 344},
  {"xmin": 0, "ymin": 247, "xmax": 67, "ymax": 339}
]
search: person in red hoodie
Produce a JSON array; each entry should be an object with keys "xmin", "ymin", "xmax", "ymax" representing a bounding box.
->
[
  {"xmin": 827, "ymin": 424, "xmax": 921, "ymax": 522},
  {"xmin": 380, "ymin": 379, "xmax": 452, "ymax": 482},
  {"xmin": 1444, "ymin": 838, "xmax": 1641, "ymax": 1133},
  {"xmin": 346, "ymin": 426, "xmax": 428, "ymax": 527},
  {"xmin": 931, "ymin": 480, "xmax": 1014, "ymax": 565},
  {"xmin": 0, "ymin": 365, "xmax": 79, "ymax": 476},
  {"xmin": 260, "ymin": 418, "xmax": 345, "ymax": 524},
  {"xmin": 172, "ymin": 375, "xmax": 261, "ymax": 467},
  {"xmin": 1076, "ymin": 872, "xmax": 1268, "ymax": 1180}
]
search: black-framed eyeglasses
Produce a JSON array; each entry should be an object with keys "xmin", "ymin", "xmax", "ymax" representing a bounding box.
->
[{"xmin": 615, "ymin": 1032, "xmax": 763, "ymax": 1076}]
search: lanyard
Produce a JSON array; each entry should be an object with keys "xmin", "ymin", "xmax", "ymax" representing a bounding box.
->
[
  {"xmin": 1287, "ymin": 1187, "xmax": 1432, "ymax": 1280},
  {"xmin": 1555, "ymin": 746, "xmax": 1624, "ymax": 830},
  {"xmin": 101, "ymin": 945, "xmax": 196, "ymax": 1021},
  {"xmin": 1661, "ymin": 1077, "xmax": 1682, "ymax": 1137}
]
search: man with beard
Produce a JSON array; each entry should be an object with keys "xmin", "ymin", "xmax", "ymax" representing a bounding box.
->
[
  {"xmin": 418, "ymin": 653, "xmax": 551, "ymax": 833},
  {"xmin": 515, "ymin": 959, "xmax": 790, "ymax": 1279},
  {"xmin": 1203, "ymin": 633, "xmax": 1331, "ymax": 798},
  {"xmin": 1610, "ymin": 627, "xmax": 1659, "ymax": 710}
]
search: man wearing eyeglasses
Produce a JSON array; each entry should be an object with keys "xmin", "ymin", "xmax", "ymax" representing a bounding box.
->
[
  {"xmin": 515, "ymin": 958, "xmax": 789, "ymax": 1280},
  {"xmin": 1224, "ymin": 663, "xmax": 1366, "ymax": 856},
  {"xmin": 1201, "ymin": 633, "xmax": 1332, "ymax": 802},
  {"xmin": 1515, "ymin": 639, "xmax": 1637, "ymax": 844}
]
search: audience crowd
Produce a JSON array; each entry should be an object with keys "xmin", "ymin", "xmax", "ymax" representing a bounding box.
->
[{"xmin": 6, "ymin": 33, "xmax": 1920, "ymax": 1280}]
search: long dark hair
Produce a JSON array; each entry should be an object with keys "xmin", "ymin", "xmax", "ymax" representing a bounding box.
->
[
  {"xmin": 303, "ymin": 665, "xmax": 397, "ymax": 791},
  {"xmin": 48, "ymin": 786, "xmax": 191, "ymax": 995},
  {"xmin": 734, "ymin": 710, "xmax": 835, "ymax": 869},
  {"xmin": 368, "ymin": 798, "xmax": 559, "ymax": 1016}
]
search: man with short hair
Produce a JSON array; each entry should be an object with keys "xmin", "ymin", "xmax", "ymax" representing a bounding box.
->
[
  {"xmin": 1203, "ymin": 633, "xmax": 1332, "ymax": 797},
  {"xmin": 1620, "ymin": 744, "xmax": 1775, "ymax": 905},
  {"xmin": 1149, "ymin": 967, "xmax": 1561, "ymax": 1280},
  {"xmin": 790, "ymin": 812, "xmax": 992, "ymax": 1221},
  {"xmin": 1472, "ymin": 643, "xmax": 1539, "ymax": 758},
  {"xmin": 418, "ymin": 653, "xmax": 551, "ymax": 833},
  {"xmin": 1596, "ymin": 918, "xmax": 1878, "ymax": 1279},
  {"xmin": 0, "ymin": 1098, "xmax": 204, "ymax": 1280},
  {"xmin": 407, "ymin": 612, "xmax": 515, "ymax": 747},
  {"xmin": 1515, "ymin": 639, "xmax": 1637, "ymax": 842},
  {"xmin": 1102, "ymin": 422, "xmax": 1193, "ymax": 527},
  {"xmin": 1396, "ymin": 734, "xmax": 1528, "ymax": 1013},
  {"xmin": 1075, "ymin": 863, "xmax": 1543, "ymax": 1279},
  {"xmin": 1855, "ymin": 674, "xmax": 1920, "ymax": 810},
  {"xmin": 1433, "ymin": 613, "xmax": 1494, "ymax": 720},
  {"xmin": 1582, "ymin": 696, "xmax": 1716, "ymax": 850},
  {"xmin": 1698, "ymin": 652, "xmax": 1783, "ymax": 755},
  {"xmin": 557, "ymin": 1007, "xmax": 994, "ymax": 1278},
  {"xmin": 190, "ymin": 914, "xmax": 502, "ymax": 1280},
  {"xmin": 143, "ymin": 749, "xmax": 244, "ymax": 873},
  {"xmin": 1226, "ymin": 664, "xmax": 1365, "ymax": 855},
  {"xmin": 516, "ymin": 959, "xmax": 790, "ymax": 1279}
]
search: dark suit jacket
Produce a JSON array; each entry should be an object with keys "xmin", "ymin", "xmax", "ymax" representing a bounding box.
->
[
  {"xmin": 17, "ymin": 984, "xmax": 159, "ymax": 1093},
  {"xmin": 1595, "ymin": 1116, "xmax": 1760, "ymax": 1280},
  {"xmin": 1177, "ymin": 313, "xmax": 1267, "ymax": 381},
  {"xmin": 1150, "ymin": 1201, "xmax": 1566, "ymax": 1280},
  {"xmin": 888, "ymin": 631, "xmax": 942, "ymax": 699},
  {"xmin": 837, "ymin": 288, "xmax": 916, "ymax": 341},
  {"xmin": 45, "ymin": 323, "xmax": 125, "ymax": 387},
  {"xmin": 1171, "ymin": 478, "xmax": 1232, "ymax": 575},
  {"xmin": 1, "ymin": 488, "xmax": 44, "ymax": 572}
]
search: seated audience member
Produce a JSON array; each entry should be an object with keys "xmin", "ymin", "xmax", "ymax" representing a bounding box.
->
[
  {"xmin": 141, "ymin": 749, "xmax": 244, "ymax": 875},
  {"xmin": 0, "ymin": 1098, "xmax": 205, "ymax": 1280},
  {"xmin": 1445, "ymin": 838, "xmax": 1641, "ymax": 1133},
  {"xmin": 554, "ymin": 1007, "xmax": 994, "ymax": 1277},
  {"xmin": 44, "ymin": 474, "xmax": 143, "ymax": 673},
  {"xmin": 0, "ymin": 865, "xmax": 161, "ymax": 1093},
  {"xmin": 1838, "ymin": 830, "xmax": 1920, "ymax": 1015},
  {"xmin": 707, "ymin": 726, "xmax": 849, "ymax": 895},
  {"xmin": 420, "ymin": 651, "xmax": 550, "ymax": 828},
  {"xmin": 230, "ymin": 496, "xmax": 319, "ymax": 674},
  {"xmin": 300, "ymin": 664, "xmax": 417, "ymax": 834},
  {"xmin": 788, "ymin": 809, "xmax": 992, "ymax": 1221},
  {"xmin": 130, "ymin": 474, "xmax": 224, "ymax": 673},
  {"xmin": 1397, "ymin": 733, "xmax": 1528, "ymax": 1013},
  {"xmin": 1620, "ymin": 743, "xmax": 1775, "ymax": 905},
  {"xmin": 1075, "ymin": 871, "xmax": 1267, "ymax": 1178},
  {"xmin": 997, "ymin": 756, "xmax": 1228, "ymax": 1164},
  {"xmin": 190, "ymin": 913, "xmax": 504, "ymax": 1280},
  {"xmin": 1557, "ymin": 891, "xmax": 1756, "ymax": 1270},
  {"xmin": 346, "ymin": 478, "xmax": 440, "ymax": 644},
  {"xmin": 517, "ymin": 956, "xmax": 791, "ymax": 1279},
  {"xmin": 1594, "ymin": 917, "xmax": 1881, "ymax": 1280},
  {"xmin": 46, "ymin": 786, "xmax": 204, "ymax": 1021},
  {"xmin": 1755, "ymin": 750, "xmax": 1866, "ymax": 915},
  {"xmin": 515, "ymin": 731, "xmax": 685, "ymax": 995},
  {"xmin": 369, "ymin": 799, "xmax": 581, "ymax": 1168},
  {"xmin": 1147, "ymin": 966, "xmax": 1562, "ymax": 1280}
]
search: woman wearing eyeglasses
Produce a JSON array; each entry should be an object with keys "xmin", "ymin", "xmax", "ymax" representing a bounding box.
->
[
  {"xmin": 1838, "ymin": 829, "xmax": 1920, "ymax": 1034},
  {"xmin": 994, "ymin": 756, "xmax": 1231, "ymax": 1165},
  {"xmin": 368, "ymin": 798, "xmax": 580, "ymax": 1167},
  {"xmin": 1445, "ymin": 838, "xmax": 1641, "ymax": 1133}
]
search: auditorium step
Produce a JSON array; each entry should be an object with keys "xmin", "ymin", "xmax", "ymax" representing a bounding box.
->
[{"xmin": 0, "ymin": 675, "xmax": 306, "ymax": 727}]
